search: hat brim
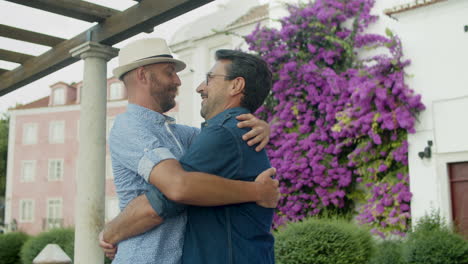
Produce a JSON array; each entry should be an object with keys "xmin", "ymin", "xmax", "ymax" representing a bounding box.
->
[{"xmin": 113, "ymin": 57, "xmax": 186, "ymax": 80}]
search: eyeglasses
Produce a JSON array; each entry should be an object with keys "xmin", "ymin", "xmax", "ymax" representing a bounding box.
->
[{"xmin": 205, "ymin": 72, "xmax": 231, "ymax": 85}]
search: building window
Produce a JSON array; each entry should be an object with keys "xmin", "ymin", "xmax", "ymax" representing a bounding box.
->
[
  {"xmin": 19, "ymin": 199, "xmax": 34, "ymax": 222},
  {"xmin": 53, "ymin": 88, "xmax": 65, "ymax": 105},
  {"xmin": 49, "ymin": 121, "xmax": 65, "ymax": 144},
  {"xmin": 109, "ymin": 82, "xmax": 123, "ymax": 100},
  {"xmin": 23, "ymin": 123, "xmax": 38, "ymax": 145},
  {"xmin": 21, "ymin": 160, "xmax": 36, "ymax": 182},
  {"xmin": 106, "ymin": 156, "xmax": 113, "ymax": 179},
  {"xmin": 48, "ymin": 159, "xmax": 64, "ymax": 181},
  {"xmin": 107, "ymin": 117, "xmax": 115, "ymax": 139},
  {"xmin": 45, "ymin": 198, "xmax": 63, "ymax": 230},
  {"xmin": 105, "ymin": 197, "xmax": 120, "ymax": 222}
]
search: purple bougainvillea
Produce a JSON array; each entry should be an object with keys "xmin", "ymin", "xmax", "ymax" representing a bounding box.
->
[{"xmin": 245, "ymin": 0, "xmax": 425, "ymax": 236}]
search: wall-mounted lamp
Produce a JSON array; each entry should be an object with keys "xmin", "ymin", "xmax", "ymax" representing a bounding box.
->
[{"xmin": 418, "ymin": 140, "xmax": 433, "ymax": 159}]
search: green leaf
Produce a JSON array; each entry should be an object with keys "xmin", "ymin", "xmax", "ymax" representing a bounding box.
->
[{"xmin": 385, "ymin": 28, "xmax": 394, "ymax": 38}]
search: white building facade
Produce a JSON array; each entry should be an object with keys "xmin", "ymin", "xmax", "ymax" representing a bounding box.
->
[{"xmin": 388, "ymin": 0, "xmax": 468, "ymax": 234}]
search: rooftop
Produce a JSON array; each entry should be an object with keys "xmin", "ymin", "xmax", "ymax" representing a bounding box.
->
[{"xmin": 384, "ymin": 0, "xmax": 448, "ymax": 18}]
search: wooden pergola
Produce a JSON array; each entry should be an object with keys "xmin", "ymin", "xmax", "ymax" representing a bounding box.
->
[
  {"xmin": 0, "ymin": 1, "xmax": 213, "ymax": 263},
  {"xmin": 0, "ymin": 0, "xmax": 212, "ymax": 96}
]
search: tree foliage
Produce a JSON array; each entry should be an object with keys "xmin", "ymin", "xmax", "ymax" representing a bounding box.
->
[{"xmin": 0, "ymin": 112, "xmax": 9, "ymax": 198}]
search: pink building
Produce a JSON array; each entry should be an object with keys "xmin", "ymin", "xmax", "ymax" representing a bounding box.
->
[{"xmin": 4, "ymin": 78, "xmax": 178, "ymax": 234}]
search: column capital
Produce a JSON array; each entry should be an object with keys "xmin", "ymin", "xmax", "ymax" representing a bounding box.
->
[{"xmin": 70, "ymin": 41, "xmax": 118, "ymax": 61}]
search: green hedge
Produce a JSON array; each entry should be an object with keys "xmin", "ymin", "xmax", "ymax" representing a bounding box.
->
[
  {"xmin": 275, "ymin": 217, "xmax": 374, "ymax": 264},
  {"xmin": 0, "ymin": 232, "xmax": 30, "ymax": 264},
  {"xmin": 403, "ymin": 228, "xmax": 468, "ymax": 264},
  {"xmin": 369, "ymin": 240, "xmax": 405, "ymax": 264},
  {"xmin": 20, "ymin": 228, "xmax": 74, "ymax": 264},
  {"xmin": 19, "ymin": 228, "xmax": 113, "ymax": 264},
  {"xmin": 401, "ymin": 211, "xmax": 468, "ymax": 264}
]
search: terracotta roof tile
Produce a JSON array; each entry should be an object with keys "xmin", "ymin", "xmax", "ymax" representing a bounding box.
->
[
  {"xmin": 13, "ymin": 96, "xmax": 51, "ymax": 110},
  {"xmin": 385, "ymin": 0, "xmax": 447, "ymax": 17}
]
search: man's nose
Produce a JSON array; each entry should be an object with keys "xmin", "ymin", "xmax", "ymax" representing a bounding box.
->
[
  {"xmin": 174, "ymin": 74, "xmax": 182, "ymax": 86},
  {"xmin": 196, "ymin": 81, "xmax": 205, "ymax": 93}
]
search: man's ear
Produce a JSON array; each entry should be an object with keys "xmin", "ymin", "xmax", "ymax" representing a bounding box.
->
[
  {"xmin": 230, "ymin": 77, "xmax": 245, "ymax": 96},
  {"xmin": 135, "ymin": 67, "xmax": 150, "ymax": 85}
]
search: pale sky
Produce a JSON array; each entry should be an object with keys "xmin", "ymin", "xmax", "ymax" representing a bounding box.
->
[{"xmin": 0, "ymin": 0, "xmax": 407, "ymax": 113}]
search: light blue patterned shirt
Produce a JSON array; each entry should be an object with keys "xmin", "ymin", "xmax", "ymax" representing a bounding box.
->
[{"xmin": 109, "ymin": 103, "xmax": 199, "ymax": 264}]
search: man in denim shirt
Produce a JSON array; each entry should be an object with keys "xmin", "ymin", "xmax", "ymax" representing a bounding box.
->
[
  {"xmin": 181, "ymin": 49, "xmax": 274, "ymax": 263},
  {"xmin": 100, "ymin": 39, "xmax": 278, "ymax": 263},
  {"xmin": 102, "ymin": 48, "xmax": 275, "ymax": 263}
]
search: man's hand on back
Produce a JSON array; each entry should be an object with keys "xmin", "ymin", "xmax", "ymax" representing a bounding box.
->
[
  {"xmin": 254, "ymin": 168, "xmax": 280, "ymax": 208},
  {"xmin": 236, "ymin": 113, "xmax": 270, "ymax": 152}
]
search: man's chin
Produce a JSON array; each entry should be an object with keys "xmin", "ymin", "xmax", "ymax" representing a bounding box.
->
[
  {"xmin": 162, "ymin": 102, "xmax": 176, "ymax": 113},
  {"xmin": 200, "ymin": 109, "xmax": 207, "ymax": 119}
]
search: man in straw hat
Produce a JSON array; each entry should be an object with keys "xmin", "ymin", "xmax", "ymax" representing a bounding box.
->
[{"xmin": 99, "ymin": 38, "xmax": 278, "ymax": 263}]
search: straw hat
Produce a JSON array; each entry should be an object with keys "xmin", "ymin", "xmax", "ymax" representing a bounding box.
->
[{"xmin": 113, "ymin": 38, "xmax": 186, "ymax": 80}]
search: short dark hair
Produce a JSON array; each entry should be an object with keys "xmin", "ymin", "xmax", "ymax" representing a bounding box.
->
[{"xmin": 215, "ymin": 49, "xmax": 272, "ymax": 113}]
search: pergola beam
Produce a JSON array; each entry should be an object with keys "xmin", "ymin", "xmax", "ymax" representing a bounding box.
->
[
  {"xmin": 0, "ymin": 49, "xmax": 35, "ymax": 64},
  {"xmin": 0, "ymin": 24, "xmax": 66, "ymax": 47},
  {"xmin": 5, "ymin": 0, "xmax": 120, "ymax": 23},
  {"xmin": 0, "ymin": 0, "xmax": 213, "ymax": 96}
]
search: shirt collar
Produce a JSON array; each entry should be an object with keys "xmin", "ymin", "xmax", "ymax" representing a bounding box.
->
[
  {"xmin": 202, "ymin": 107, "xmax": 250, "ymax": 127},
  {"xmin": 127, "ymin": 103, "xmax": 175, "ymax": 124}
]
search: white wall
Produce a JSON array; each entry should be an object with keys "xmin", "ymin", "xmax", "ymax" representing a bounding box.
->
[
  {"xmin": 393, "ymin": 0, "xmax": 468, "ymax": 224},
  {"xmin": 354, "ymin": 0, "xmax": 468, "ymax": 225}
]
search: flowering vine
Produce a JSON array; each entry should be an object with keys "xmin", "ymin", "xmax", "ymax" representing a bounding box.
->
[{"xmin": 245, "ymin": 0, "xmax": 425, "ymax": 236}]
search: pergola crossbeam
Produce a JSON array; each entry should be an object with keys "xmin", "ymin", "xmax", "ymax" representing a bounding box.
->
[
  {"xmin": 0, "ymin": 24, "xmax": 66, "ymax": 47},
  {"xmin": 0, "ymin": 48, "xmax": 35, "ymax": 64},
  {"xmin": 5, "ymin": 0, "xmax": 120, "ymax": 23},
  {"xmin": 0, "ymin": 0, "xmax": 213, "ymax": 96}
]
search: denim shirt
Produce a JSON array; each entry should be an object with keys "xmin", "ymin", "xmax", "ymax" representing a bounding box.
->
[
  {"xmin": 109, "ymin": 103, "xmax": 199, "ymax": 264},
  {"xmin": 180, "ymin": 107, "xmax": 275, "ymax": 264}
]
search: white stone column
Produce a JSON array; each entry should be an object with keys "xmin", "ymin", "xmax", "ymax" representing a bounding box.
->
[{"xmin": 70, "ymin": 42, "xmax": 118, "ymax": 264}]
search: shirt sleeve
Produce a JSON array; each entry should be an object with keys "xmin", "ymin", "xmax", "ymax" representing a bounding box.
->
[
  {"xmin": 180, "ymin": 125, "xmax": 241, "ymax": 179},
  {"xmin": 110, "ymin": 117, "xmax": 185, "ymax": 217},
  {"xmin": 146, "ymin": 126, "xmax": 240, "ymax": 218},
  {"xmin": 109, "ymin": 118, "xmax": 176, "ymax": 182},
  {"xmin": 145, "ymin": 187, "xmax": 187, "ymax": 219}
]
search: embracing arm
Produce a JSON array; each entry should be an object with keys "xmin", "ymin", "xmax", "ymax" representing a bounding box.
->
[
  {"xmin": 99, "ymin": 165, "xmax": 278, "ymax": 258},
  {"xmin": 102, "ymin": 195, "xmax": 162, "ymax": 245},
  {"xmin": 149, "ymin": 160, "xmax": 278, "ymax": 207}
]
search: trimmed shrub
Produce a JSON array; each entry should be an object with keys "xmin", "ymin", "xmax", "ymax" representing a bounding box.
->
[
  {"xmin": 275, "ymin": 218, "xmax": 374, "ymax": 264},
  {"xmin": 412, "ymin": 209, "xmax": 448, "ymax": 233},
  {"xmin": 403, "ymin": 229, "xmax": 468, "ymax": 264},
  {"xmin": 20, "ymin": 228, "xmax": 74, "ymax": 264},
  {"xmin": 369, "ymin": 240, "xmax": 405, "ymax": 264},
  {"xmin": 402, "ymin": 211, "xmax": 468, "ymax": 264},
  {"xmin": 0, "ymin": 232, "xmax": 30, "ymax": 264}
]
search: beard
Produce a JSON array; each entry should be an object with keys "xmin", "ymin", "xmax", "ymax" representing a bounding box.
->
[
  {"xmin": 200, "ymin": 106, "xmax": 207, "ymax": 119},
  {"xmin": 149, "ymin": 73, "xmax": 178, "ymax": 113},
  {"xmin": 160, "ymin": 92, "xmax": 176, "ymax": 112}
]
